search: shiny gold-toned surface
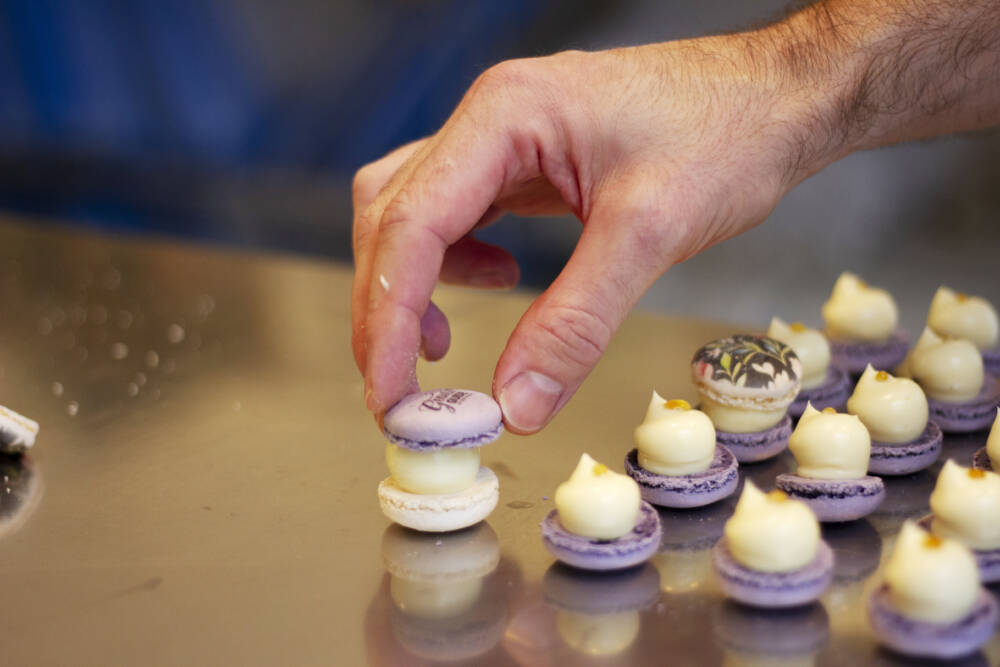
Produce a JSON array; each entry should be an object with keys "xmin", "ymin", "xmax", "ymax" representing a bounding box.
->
[{"xmin": 0, "ymin": 218, "xmax": 996, "ymax": 665}]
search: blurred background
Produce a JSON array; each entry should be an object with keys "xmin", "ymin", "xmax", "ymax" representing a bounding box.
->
[{"xmin": 0, "ymin": 0, "xmax": 997, "ymax": 332}]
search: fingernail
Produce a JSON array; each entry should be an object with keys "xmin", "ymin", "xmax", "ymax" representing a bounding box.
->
[
  {"xmin": 498, "ymin": 371, "xmax": 563, "ymax": 433},
  {"xmin": 467, "ymin": 271, "xmax": 515, "ymax": 289}
]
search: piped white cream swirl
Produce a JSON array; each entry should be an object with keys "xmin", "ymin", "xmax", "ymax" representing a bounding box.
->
[
  {"xmin": 929, "ymin": 459, "xmax": 1000, "ymax": 551},
  {"xmin": 723, "ymin": 481, "xmax": 820, "ymax": 573},
  {"xmin": 634, "ymin": 392, "xmax": 715, "ymax": 476},
  {"xmin": 767, "ymin": 318, "xmax": 831, "ymax": 389},
  {"xmin": 555, "ymin": 453, "xmax": 640, "ymax": 540},
  {"xmin": 847, "ymin": 365, "xmax": 928, "ymax": 443},
  {"xmin": 884, "ymin": 521, "xmax": 980, "ymax": 624},
  {"xmin": 788, "ymin": 403, "xmax": 871, "ymax": 479},
  {"xmin": 927, "ymin": 286, "xmax": 999, "ymax": 351},
  {"xmin": 822, "ymin": 272, "xmax": 898, "ymax": 342},
  {"xmin": 907, "ymin": 327, "xmax": 984, "ymax": 403},
  {"xmin": 988, "ymin": 409, "xmax": 1000, "ymax": 473}
]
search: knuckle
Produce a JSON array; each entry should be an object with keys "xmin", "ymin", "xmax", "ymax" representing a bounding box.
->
[
  {"xmin": 352, "ymin": 163, "xmax": 380, "ymax": 208},
  {"xmin": 533, "ymin": 304, "xmax": 613, "ymax": 371}
]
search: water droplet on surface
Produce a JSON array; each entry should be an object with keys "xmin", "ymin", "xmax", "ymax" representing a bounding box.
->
[
  {"xmin": 145, "ymin": 350, "xmax": 160, "ymax": 369},
  {"xmin": 196, "ymin": 295, "xmax": 216, "ymax": 320},
  {"xmin": 166, "ymin": 324, "xmax": 185, "ymax": 344},
  {"xmin": 116, "ymin": 310, "xmax": 134, "ymax": 329},
  {"xmin": 52, "ymin": 382, "xmax": 64, "ymax": 397},
  {"xmin": 110, "ymin": 342, "xmax": 129, "ymax": 360},
  {"xmin": 135, "ymin": 372, "xmax": 147, "ymax": 387},
  {"xmin": 127, "ymin": 383, "xmax": 139, "ymax": 397},
  {"xmin": 67, "ymin": 401, "xmax": 79, "ymax": 417}
]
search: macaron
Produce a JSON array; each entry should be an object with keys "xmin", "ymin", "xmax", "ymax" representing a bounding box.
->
[
  {"xmin": 712, "ymin": 536, "xmax": 834, "ymax": 609},
  {"xmin": 624, "ymin": 446, "xmax": 738, "ymax": 508},
  {"xmin": 540, "ymin": 501, "xmax": 662, "ymax": 571},
  {"xmin": 984, "ymin": 349, "xmax": 1000, "ymax": 377},
  {"xmin": 788, "ymin": 367, "xmax": 851, "ymax": 418},
  {"xmin": 691, "ymin": 334, "xmax": 802, "ymax": 463},
  {"xmin": 828, "ymin": 332, "xmax": 909, "ymax": 377},
  {"xmin": 926, "ymin": 375, "xmax": 1000, "ymax": 433},
  {"xmin": 0, "ymin": 405, "xmax": 39, "ymax": 454},
  {"xmin": 0, "ymin": 453, "xmax": 42, "ymax": 539},
  {"xmin": 868, "ymin": 421, "xmax": 943, "ymax": 476},
  {"xmin": 378, "ymin": 389, "xmax": 502, "ymax": 532},
  {"xmin": 867, "ymin": 586, "xmax": 998, "ymax": 660},
  {"xmin": 774, "ymin": 475, "xmax": 885, "ymax": 523}
]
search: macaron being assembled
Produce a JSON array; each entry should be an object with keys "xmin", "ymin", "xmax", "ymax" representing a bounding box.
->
[
  {"xmin": 973, "ymin": 408, "xmax": 998, "ymax": 471},
  {"xmin": 927, "ymin": 286, "xmax": 1000, "ymax": 377},
  {"xmin": 822, "ymin": 272, "xmax": 908, "ymax": 375},
  {"xmin": 775, "ymin": 403, "xmax": 884, "ymax": 522},
  {"xmin": 624, "ymin": 392, "xmax": 738, "ymax": 508},
  {"xmin": 903, "ymin": 327, "xmax": 999, "ymax": 433},
  {"xmin": 691, "ymin": 334, "xmax": 802, "ymax": 463},
  {"xmin": 867, "ymin": 521, "xmax": 998, "ymax": 660},
  {"xmin": 767, "ymin": 318, "xmax": 851, "ymax": 417},
  {"xmin": 712, "ymin": 482, "xmax": 833, "ymax": 608},
  {"xmin": 0, "ymin": 405, "xmax": 39, "ymax": 454},
  {"xmin": 541, "ymin": 453, "xmax": 661, "ymax": 571},
  {"xmin": 378, "ymin": 389, "xmax": 502, "ymax": 532},
  {"xmin": 847, "ymin": 365, "xmax": 942, "ymax": 475},
  {"xmin": 918, "ymin": 460, "xmax": 1000, "ymax": 583}
]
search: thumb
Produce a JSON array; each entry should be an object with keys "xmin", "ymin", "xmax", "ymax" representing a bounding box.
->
[{"xmin": 494, "ymin": 180, "xmax": 683, "ymax": 433}]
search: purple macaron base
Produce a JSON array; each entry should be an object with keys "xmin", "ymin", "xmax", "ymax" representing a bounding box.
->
[
  {"xmin": 868, "ymin": 421, "xmax": 943, "ymax": 476},
  {"xmin": 775, "ymin": 474, "xmax": 885, "ymax": 522},
  {"xmin": 973, "ymin": 447, "xmax": 992, "ymax": 471},
  {"xmin": 788, "ymin": 367, "xmax": 852, "ymax": 418},
  {"xmin": 717, "ymin": 415, "xmax": 793, "ymax": 464},
  {"xmin": 624, "ymin": 446, "xmax": 739, "ymax": 508},
  {"xmin": 867, "ymin": 585, "xmax": 999, "ymax": 660},
  {"xmin": 384, "ymin": 423, "xmax": 504, "ymax": 451},
  {"xmin": 540, "ymin": 502, "xmax": 662, "ymax": 571},
  {"xmin": 712, "ymin": 537, "xmax": 834, "ymax": 609},
  {"xmin": 382, "ymin": 389, "xmax": 504, "ymax": 451},
  {"xmin": 926, "ymin": 376, "xmax": 1000, "ymax": 434},
  {"xmin": 983, "ymin": 348, "xmax": 1000, "ymax": 378},
  {"xmin": 915, "ymin": 514, "xmax": 1000, "ymax": 584},
  {"xmin": 829, "ymin": 330, "xmax": 909, "ymax": 376}
]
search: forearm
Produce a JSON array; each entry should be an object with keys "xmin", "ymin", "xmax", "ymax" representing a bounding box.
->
[{"xmin": 757, "ymin": 0, "xmax": 1000, "ymax": 179}]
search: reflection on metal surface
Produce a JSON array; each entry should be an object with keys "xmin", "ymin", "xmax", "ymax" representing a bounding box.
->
[
  {"xmin": 0, "ymin": 454, "xmax": 42, "ymax": 539},
  {"xmin": 713, "ymin": 601, "xmax": 829, "ymax": 665}
]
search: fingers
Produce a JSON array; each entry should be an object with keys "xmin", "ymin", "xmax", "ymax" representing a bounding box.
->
[
  {"xmin": 364, "ymin": 119, "xmax": 515, "ymax": 415},
  {"xmin": 493, "ymin": 176, "xmax": 679, "ymax": 434},
  {"xmin": 440, "ymin": 236, "xmax": 520, "ymax": 289}
]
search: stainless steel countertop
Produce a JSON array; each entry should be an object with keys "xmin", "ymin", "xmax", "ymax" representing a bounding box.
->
[{"xmin": 0, "ymin": 219, "xmax": 996, "ymax": 666}]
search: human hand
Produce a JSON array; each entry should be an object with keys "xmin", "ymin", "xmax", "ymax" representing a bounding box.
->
[{"xmin": 351, "ymin": 38, "xmax": 825, "ymax": 433}]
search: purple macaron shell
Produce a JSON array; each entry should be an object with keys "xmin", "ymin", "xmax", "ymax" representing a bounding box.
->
[
  {"xmin": 624, "ymin": 446, "xmax": 739, "ymax": 508},
  {"xmin": 828, "ymin": 330, "xmax": 909, "ymax": 376},
  {"xmin": 717, "ymin": 415, "xmax": 793, "ymax": 464},
  {"xmin": 973, "ymin": 447, "xmax": 992, "ymax": 471},
  {"xmin": 712, "ymin": 537, "xmax": 834, "ymax": 608},
  {"xmin": 984, "ymin": 348, "xmax": 1000, "ymax": 378},
  {"xmin": 926, "ymin": 376, "xmax": 1000, "ymax": 434},
  {"xmin": 788, "ymin": 367, "xmax": 852, "ymax": 418},
  {"xmin": 915, "ymin": 514, "xmax": 1000, "ymax": 584},
  {"xmin": 383, "ymin": 389, "xmax": 503, "ymax": 451},
  {"xmin": 775, "ymin": 474, "xmax": 885, "ymax": 522},
  {"xmin": 867, "ymin": 585, "xmax": 999, "ymax": 660},
  {"xmin": 540, "ymin": 501, "xmax": 662, "ymax": 571},
  {"xmin": 868, "ymin": 421, "xmax": 943, "ymax": 476}
]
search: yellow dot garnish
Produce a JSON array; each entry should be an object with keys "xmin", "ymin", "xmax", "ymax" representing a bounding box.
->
[
  {"xmin": 957, "ymin": 292, "xmax": 970, "ymax": 302},
  {"xmin": 665, "ymin": 399, "xmax": 692, "ymax": 411},
  {"xmin": 875, "ymin": 370, "xmax": 890, "ymax": 382},
  {"xmin": 790, "ymin": 322, "xmax": 807, "ymax": 332},
  {"xmin": 969, "ymin": 468, "xmax": 986, "ymax": 479},
  {"xmin": 767, "ymin": 490, "xmax": 788, "ymax": 502},
  {"xmin": 924, "ymin": 535, "xmax": 943, "ymax": 549},
  {"xmin": 593, "ymin": 463, "xmax": 609, "ymax": 476},
  {"xmin": 822, "ymin": 407, "xmax": 837, "ymax": 414}
]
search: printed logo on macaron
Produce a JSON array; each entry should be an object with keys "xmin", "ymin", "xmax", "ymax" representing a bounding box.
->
[{"xmin": 419, "ymin": 390, "xmax": 473, "ymax": 413}]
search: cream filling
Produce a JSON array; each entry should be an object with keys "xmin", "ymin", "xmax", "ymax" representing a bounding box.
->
[
  {"xmin": 927, "ymin": 286, "xmax": 999, "ymax": 351},
  {"xmin": 385, "ymin": 443, "xmax": 480, "ymax": 495},
  {"xmin": 929, "ymin": 459, "xmax": 1000, "ymax": 551},
  {"xmin": 390, "ymin": 575, "xmax": 482, "ymax": 619},
  {"xmin": 634, "ymin": 392, "xmax": 715, "ymax": 475},
  {"xmin": 908, "ymin": 328, "xmax": 984, "ymax": 403},
  {"xmin": 556, "ymin": 610, "xmax": 639, "ymax": 656},
  {"xmin": 846, "ymin": 365, "xmax": 928, "ymax": 443},
  {"xmin": 724, "ymin": 482, "xmax": 819, "ymax": 573},
  {"xmin": 988, "ymin": 408, "xmax": 1000, "ymax": 473},
  {"xmin": 884, "ymin": 521, "xmax": 980, "ymax": 624},
  {"xmin": 699, "ymin": 397, "xmax": 785, "ymax": 433},
  {"xmin": 555, "ymin": 453, "xmax": 640, "ymax": 540},
  {"xmin": 767, "ymin": 318, "xmax": 831, "ymax": 389},
  {"xmin": 788, "ymin": 404, "xmax": 870, "ymax": 479},
  {"xmin": 821, "ymin": 272, "xmax": 898, "ymax": 342}
]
